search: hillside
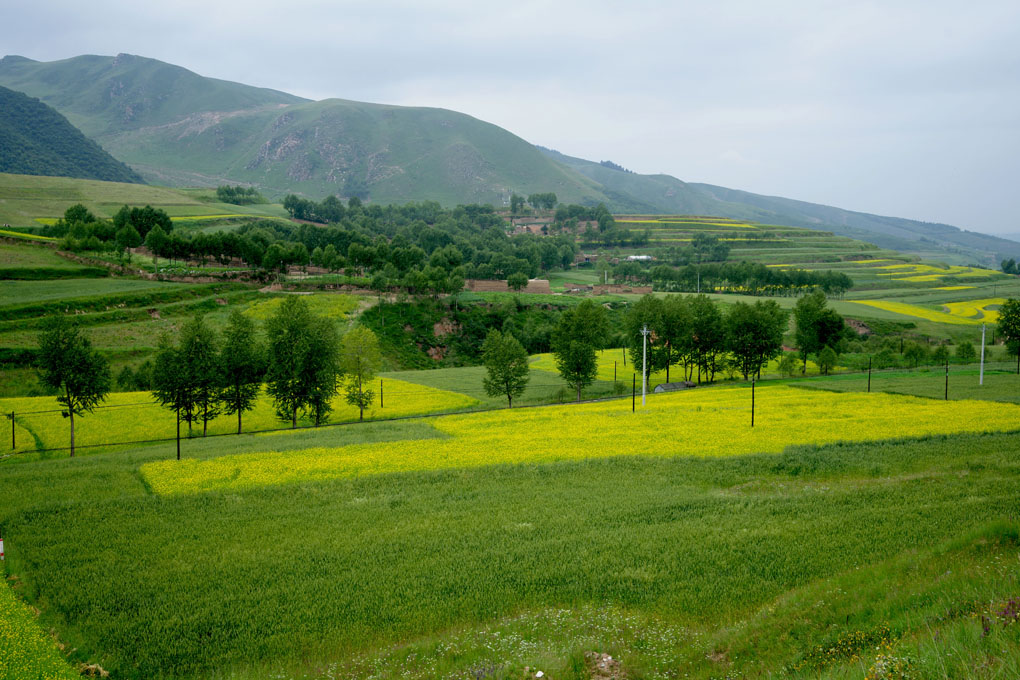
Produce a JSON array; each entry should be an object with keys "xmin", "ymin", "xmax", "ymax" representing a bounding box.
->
[
  {"xmin": 2, "ymin": 53, "xmax": 1018, "ymax": 265},
  {"xmin": 0, "ymin": 86, "xmax": 143, "ymax": 183},
  {"xmin": 545, "ymin": 148, "xmax": 1020, "ymax": 265}
]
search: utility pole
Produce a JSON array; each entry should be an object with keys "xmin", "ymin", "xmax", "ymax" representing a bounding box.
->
[
  {"xmin": 980, "ymin": 323, "xmax": 986, "ymax": 386},
  {"xmin": 945, "ymin": 358, "xmax": 949, "ymax": 401},
  {"xmin": 641, "ymin": 324, "xmax": 651, "ymax": 406}
]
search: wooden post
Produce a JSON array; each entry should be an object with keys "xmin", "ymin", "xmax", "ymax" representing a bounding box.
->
[
  {"xmin": 176, "ymin": 407, "xmax": 181, "ymax": 461},
  {"xmin": 623, "ymin": 347, "xmax": 626, "ymax": 366},
  {"xmin": 632, "ymin": 374, "xmax": 636, "ymax": 412},
  {"xmin": 945, "ymin": 359, "xmax": 949, "ymax": 400},
  {"xmin": 380, "ymin": 379, "xmax": 384, "ymax": 408},
  {"xmin": 750, "ymin": 377, "xmax": 758, "ymax": 426},
  {"xmin": 867, "ymin": 356, "xmax": 872, "ymax": 393},
  {"xmin": 9, "ymin": 411, "xmax": 13, "ymax": 450},
  {"xmin": 614, "ymin": 361, "xmax": 617, "ymax": 382}
]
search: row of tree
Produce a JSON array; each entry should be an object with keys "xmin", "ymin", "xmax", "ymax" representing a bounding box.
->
[
  {"xmin": 638, "ymin": 261, "xmax": 854, "ymax": 296},
  {"xmin": 35, "ymin": 299, "xmax": 382, "ymax": 457}
]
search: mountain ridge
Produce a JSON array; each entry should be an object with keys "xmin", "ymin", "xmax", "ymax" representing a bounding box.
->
[{"xmin": 1, "ymin": 53, "xmax": 1017, "ymax": 264}]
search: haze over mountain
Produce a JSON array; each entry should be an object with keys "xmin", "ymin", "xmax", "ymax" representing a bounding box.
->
[
  {"xmin": 2, "ymin": 52, "xmax": 1018, "ymax": 264},
  {"xmin": 0, "ymin": 83, "xmax": 142, "ymax": 184}
]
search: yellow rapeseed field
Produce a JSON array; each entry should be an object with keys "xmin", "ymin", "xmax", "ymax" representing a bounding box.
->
[
  {"xmin": 0, "ymin": 380, "xmax": 478, "ymax": 453},
  {"xmin": 0, "ymin": 581, "xmax": 78, "ymax": 680},
  {"xmin": 242, "ymin": 294, "xmax": 360, "ymax": 321},
  {"xmin": 942, "ymin": 298, "xmax": 1004, "ymax": 324},
  {"xmin": 850, "ymin": 300, "xmax": 985, "ymax": 325},
  {"xmin": 141, "ymin": 385, "xmax": 1020, "ymax": 495}
]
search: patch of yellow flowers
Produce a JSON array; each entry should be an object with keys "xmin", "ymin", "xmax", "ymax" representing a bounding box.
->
[
  {"xmin": 0, "ymin": 580, "xmax": 78, "ymax": 680},
  {"xmin": 142, "ymin": 384, "xmax": 1020, "ymax": 495},
  {"xmin": 851, "ymin": 300, "xmax": 984, "ymax": 325},
  {"xmin": 0, "ymin": 380, "xmax": 478, "ymax": 452}
]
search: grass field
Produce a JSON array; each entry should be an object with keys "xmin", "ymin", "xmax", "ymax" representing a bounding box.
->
[
  {"xmin": 3, "ymin": 385, "xmax": 1020, "ymax": 678},
  {"xmin": 1, "ymin": 379, "xmax": 478, "ymax": 457},
  {"xmin": 0, "ymin": 172, "xmax": 287, "ymax": 227},
  {"xmin": 0, "ymin": 278, "xmax": 180, "ymax": 305}
]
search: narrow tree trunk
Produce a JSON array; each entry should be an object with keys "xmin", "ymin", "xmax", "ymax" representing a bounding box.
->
[
  {"xmin": 576, "ymin": 385, "xmax": 581, "ymax": 402},
  {"xmin": 203, "ymin": 402, "xmax": 208, "ymax": 437},
  {"xmin": 292, "ymin": 406, "xmax": 297, "ymax": 429},
  {"xmin": 69, "ymin": 409, "xmax": 75, "ymax": 458},
  {"xmin": 237, "ymin": 408, "xmax": 242, "ymax": 435},
  {"xmin": 359, "ymin": 374, "xmax": 364, "ymax": 421},
  {"xmin": 176, "ymin": 407, "xmax": 181, "ymax": 461}
]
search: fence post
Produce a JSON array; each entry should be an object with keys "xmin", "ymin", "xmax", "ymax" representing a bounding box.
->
[
  {"xmin": 614, "ymin": 361, "xmax": 617, "ymax": 382},
  {"xmin": 380, "ymin": 379, "xmax": 384, "ymax": 408},
  {"xmin": 632, "ymin": 374, "xmax": 636, "ymax": 412},
  {"xmin": 9, "ymin": 411, "xmax": 13, "ymax": 450},
  {"xmin": 751, "ymin": 378, "xmax": 755, "ymax": 427},
  {"xmin": 867, "ymin": 356, "xmax": 872, "ymax": 393},
  {"xmin": 945, "ymin": 359, "xmax": 949, "ymax": 400}
]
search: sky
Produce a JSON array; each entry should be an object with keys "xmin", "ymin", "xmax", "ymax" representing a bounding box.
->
[{"xmin": 5, "ymin": 0, "xmax": 1020, "ymax": 232}]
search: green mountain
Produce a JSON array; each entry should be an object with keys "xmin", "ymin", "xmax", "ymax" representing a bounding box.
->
[
  {"xmin": 1, "ymin": 53, "xmax": 1017, "ymax": 265},
  {"xmin": 0, "ymin": 84, "xmax": 143, "ymax": 183}
]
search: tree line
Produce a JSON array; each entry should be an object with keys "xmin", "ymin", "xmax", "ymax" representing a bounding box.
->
[
  {"xmin": 35, "ymin": 298, "xmax": 382, "ymax": 457},
  {"xmin": 631, "ymin": 261, "xmax": 853, "ymax": 296}
]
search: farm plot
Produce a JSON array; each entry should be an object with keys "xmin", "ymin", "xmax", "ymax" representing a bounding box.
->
[
  {"xmin": 4, "ymin": 409, "xmax": 1020, "ymax": 679},
  {"xmin": 1, "ymin": 380, "xmax": 478, "ymax": 455},
  {"xmin": 141, "ymin": 384, "xmax": 1020, "ymax": 495}
]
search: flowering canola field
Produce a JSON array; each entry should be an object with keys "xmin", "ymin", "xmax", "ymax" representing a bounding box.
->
[
  {"xmin": 141, "ymin": 385, "xmax": 1020, "ymax": 495},
  {"xmin": 0, "ymin": 380, "xmax": 478, "ymax": 453},
  {"xmin": 0, "ymin": 581, "xmax": 78, "ymax": 680},
  {"xmin": 850, "ymin": 300, "xmax": 986, "ymax": 325},
  {"xmin": 941, "ymin": 298, "xmax": 1004, "ymax": 324}
]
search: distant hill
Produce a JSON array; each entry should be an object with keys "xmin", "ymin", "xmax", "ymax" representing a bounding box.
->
[
  {"xmin": 544, "ymin": 148, "xmax": 1020, "ymax": 265},
  {"xmin": 2, "ymin": 53, "xmax": 1018, "ymax": 265},
  {"xmin": 0, "ymin": 85, "xmax": 143, "ymax": 184}
]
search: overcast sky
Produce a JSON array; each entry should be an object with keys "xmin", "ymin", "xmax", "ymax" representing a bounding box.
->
[{"xmin": 6, "ymin": 0, "xmax": 1020, "ymax": 232}]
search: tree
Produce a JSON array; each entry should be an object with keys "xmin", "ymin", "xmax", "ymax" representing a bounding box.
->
[
  {"xmin": 117, "ymin": 365, "xmax": 135, "ymax": 390},
  {"xmin": 688, "ymin": 294, "xmax": 726, "ymax": 383},
  {"xmin": 37, "ymin": 317, "xmax": 111, "ymax": 457},
  {"xmin": 552, "ymin": 299, "xmax": 608, "ymax": 401},
  {"xmin": 219, "ymin": 311, "xmax": 265, "ymax": 434},
  {"xmin": 1002, "ymin": 258, "xmax": 1018, "ymax": 275},
  {"xmin": 794, "ymin": 291, "xmax": 847, "ymax": 374},
  {"xmin": 265, "ymin": 297, "xmax": 342, "ymax": 427},
  {"xmin": 956, "ymin": 340, "xmax": 976, "ymax": 362},
  {"xmin": 507, "ymin": 271, "xmax": 529, "ymax": 293},
  {"xmin": 932, "ymin": 345, "xmax": 951, "ymax": 366},
  {"xmin": 144, "ymin": 226, "xmax": 168, "ymax": 268},
  {"xmin": 777, "ymin": 352, "xmax": 799, "ymax": 377},
  {"xmin": 340, "ymin": 327, "xmax": 381, "ymax": 421},
  {"xmin": 997, "ymin": 298, "xmax": 1020, "ymax": 373},
  {"xmin": 726, "ymin": 300, "xmax": 788, "ymax": 380},
  {"xmin": 115, "ymin": 224, "xmax": 142, "ymax": 262},
  {"xmin": 509, "ymin": 193, "xmax": 525, "ymax": 215},
  {"xmin": 624, "ymin": 295, "xmax": 669, "ymax": 384},
  {"xmin": 179, "ymin": 315, "xmax": 221, "ymax": 436},
  {"xmin": 817, "ymin": 346, "xmax": 838, "ymax": 375},
  {"xmin": 481, "ymin": 329, "xmax": 530, "ymax": 407},
  {"xmin": 903, "ymin": 342, "xmax": 929, "ymax": 368},
  {"xmin": 152, "ymin": 333, "xmax": 195, "ymax": 458}
]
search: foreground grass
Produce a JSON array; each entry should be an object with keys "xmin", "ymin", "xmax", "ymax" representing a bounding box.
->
[
  {"xmin": 797, "ymin": 366, "xmax": 1020, "ymax": 403},
  {"xmin": 2, "ymin": 429, "xmax": 1019, "ymax": 678}
]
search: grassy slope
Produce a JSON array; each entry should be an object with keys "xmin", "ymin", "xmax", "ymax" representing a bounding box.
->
[{"xmin": 0, "ymin": 172, "xmax": 287, "ymax": 227}]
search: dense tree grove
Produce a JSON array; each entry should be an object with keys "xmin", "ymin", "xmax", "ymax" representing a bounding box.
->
[
  {"xmin": 216, "ymin": 185, "xmax": 265, "ymax": 205},
  {"xmin": 642, "ymin": 261, "xmax": 853, "ymax": 296},
  {"xmin": 625, "ymin": 294, "xmax": 789, "ymax": 384}
]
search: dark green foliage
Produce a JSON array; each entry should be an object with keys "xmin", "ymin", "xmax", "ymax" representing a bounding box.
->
[
  {"xmin": 997, "ymin": 298, "xmax": 1020, "ymax": 363},
  {"xmin": 265, "ymin": 297, "xmax": 341, "ymax": 427},
  {"xmin": 481, "ymin": 329, "xmax": 530, "ymax": 407},
  {"xmin": 218, "ymin": 311, "xmax": 265, "ymax": 434},
  {"xmin": 818, "ymin": 345, "xmax": 838, "ymax": 375},
  {"xmin": 506, "ymin": 271, "xmax": 528, "ymax": 292},
  {"xmin": 650, "ymin": 260, "xmax": 854, "ymax": 296},
  {"xmin": 957, "ymin": 340, "xmax": 977, "ymax": 361},
  {"xmin": 340, "ymin": 327, "xmax": 380, "ymax": 422},
  {"xmin": 726, "ymin": 300, "xmax": 788, "ymax": 380},
  {"xmin": 552, "ymin": 299, "xmax": 608, "ymax": 400},
  {"xmin": 36, "ymin": 315, "xmax": 111, "ymax": 456},
  {"xmin": 794, "ymin": 291, "xmax": 849, "ymax": 373},
  {"xmin": 216, "ymin": 185, "xmax": 265, "ymax": 205},
  {"xmin": 0, "ymin": 86, "xmax": 143, "ymax": 183}
]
